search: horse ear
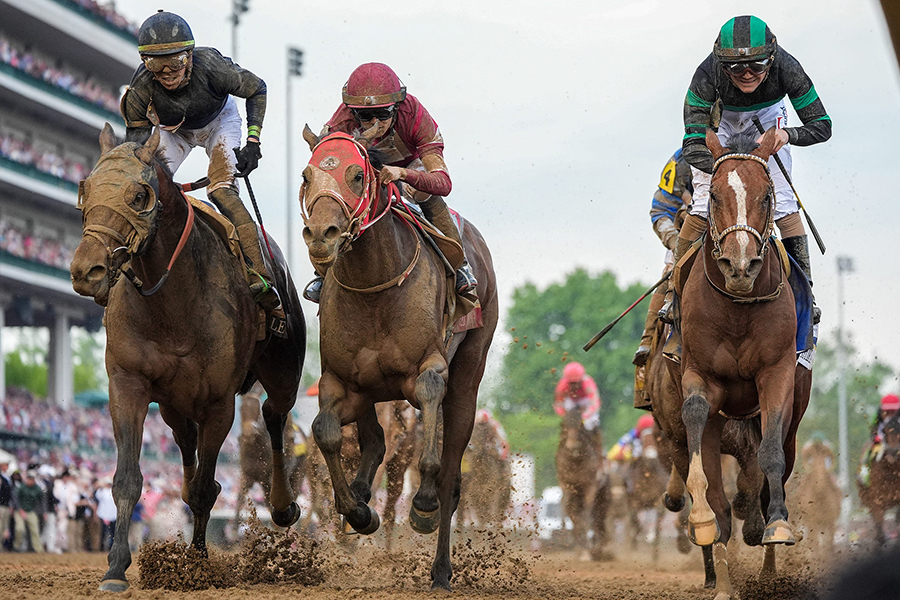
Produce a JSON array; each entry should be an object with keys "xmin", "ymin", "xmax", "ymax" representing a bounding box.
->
[
  {"xmin": 755, "ymin": 127, "xmax": 779, "ymax": 160},
  {"xmin": 302, "ymin": 124, "xmax": 319, "ymax": 151},
  {"xmin": 99, "ymin": 123, "xmax": 117, "ymax": 155},
  {"xmin": 135, "ymin": 127, "xmax": 160, "ymax": 165},
  {"xmin": 705, "ymin": 129, "xmax": 725, "ymax": 160}
]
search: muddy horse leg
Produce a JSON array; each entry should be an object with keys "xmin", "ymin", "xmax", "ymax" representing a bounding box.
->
[
  {"xmin": 157, "ymin": 406, "xmax": 199, "ymax": 506},
  {"xmin": 429, "ymin": 377, "xmax": 475, "ymax": 591},
  {"xmin": 758, "ymin": 367, "xmax": 796, "ymax": 545},
  {"xmin": 733, "ymin": 446, "xmax": 765, "ymax": 547},
  {"xmin": 701, "ymin": 417, "xmax": 734, "ymax": 600},
  {"xmin": 682, "ymin": 373, "xmax": 719, "ymax": 546},
  {"xmin": 409, "ymin": 355, "xmax": 448, "ymax": 535},
  {"xmin": 345, "ymin": 405, "xmax": 386, "ymax": 534},
  {"xmin": 383, "ymin": 444, "xmax": 412, "ymax": 551},
  {"xmin": 312, "ymin": 377, "xmax": 377, "ymax": 533},
  {"xmin": 261, "ymin": 398, "xmax": 301, "ymax": 527},
  {"xmin": 99, "ymin": 376, "xmax": 150, "ymax": 592},
  {"xmin": 186, "ymin": 399, "xmax": 233, "ymax": 555}
]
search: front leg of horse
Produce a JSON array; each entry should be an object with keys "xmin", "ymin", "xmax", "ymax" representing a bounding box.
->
[
  {"xmin": 261, "ymin": 403, "xmax": 301, "ymax": 527},
  {"xmin": 410, "ymin": 361, "xmax": 448, "ymax": 535},
  {"xmin": 681, "ymin": 373, "xmax": 718, "ymax": 546},
  {"xmin": 187, "ymin": 409, "xmax": 233, "ymax": 555},
  {"xmin": 758, "ymin": 371, "xmax": 796, "ymax": 546},
  {"xmin": 100, "ymin": 378, "xmax": 150, "ymax": 592},
  {"xmin": 346, "ymin": 405, "xmax": 386, "ymax": 534},
  {"xmin": 311, "ymin": 406, "xmax": 376, "ymax": 533},
  {"xmin": 733, "ymin": 449, "xmax": 765, "ymax": 546}
]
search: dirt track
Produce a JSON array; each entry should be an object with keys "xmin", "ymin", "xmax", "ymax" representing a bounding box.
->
[{"xmin": 0, "ymin": 529, "xmax": 841, "ymax": 600}]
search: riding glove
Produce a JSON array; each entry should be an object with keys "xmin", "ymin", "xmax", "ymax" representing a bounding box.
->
[{"xmin": 234, "ymin": 141, "xmax": 262, "ymax": 178}]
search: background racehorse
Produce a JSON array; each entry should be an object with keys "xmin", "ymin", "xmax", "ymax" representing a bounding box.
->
[
  {"xmin": 556, "ymin": 406, "xmax": 608, "ymax": 561},
  {"xmin": 859, "ymin": 412, "xmax": 900, "ymax": 546},
  {"xmin": 233, "ymin": 382, "xmax": 308, "ymax": 532},
  {"xmin": 459, "ymin": 416, "xmax": 512, "ymax": 529},
  {"xmin": 790, "ymin": 436, "xmax": 841, "ymax": 554},
  {"xmin": 69, "ymin": 125, "xmax": 305, "ymax": 592},
  {"xmin": 625, "ymin": 424, "xmax": 668, "ymax": 561},
  {"xmin": 300, "ymin": 129, "xmax": 498, "ymax": 590},
  {"xmin": 662, "ymin": 128, "xmax": 812, "ymax": 599}
]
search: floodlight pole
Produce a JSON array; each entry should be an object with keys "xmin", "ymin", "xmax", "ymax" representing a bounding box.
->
[
  {"xmin": 231, "ymin": 0, "xmax": 250, "ymax": 61},
  {"xmin": 286, "ymin": 48, "xmax": 303, "ymax": 269},
  {"xmin": 836, "ymin": 255, "xmax": 854, "ymax": 537}
]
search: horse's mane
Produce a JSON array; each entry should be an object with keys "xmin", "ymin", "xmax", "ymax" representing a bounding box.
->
[{"xmin": 723, "ymin": 129, "xmax": 760, "ymax": 154}]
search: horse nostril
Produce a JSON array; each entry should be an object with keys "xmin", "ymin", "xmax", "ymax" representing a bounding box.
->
[
  {"xmin": 748, "ymin": 257, "xmax": 763, "ymax": 277},
  {"xmin": 86, "ymin": 264, "xmax": 107, "ymax": 283},
  {"xmin": 302, "ymin": 226, "xmax": 313, "ymax": 244},
  {"xmin": 323, "ymin": 226, "xmax": 341, "ymax": 243},
  {"xmin": 717, "ymin": 257, "xmax": 734, "ymax": 276}
]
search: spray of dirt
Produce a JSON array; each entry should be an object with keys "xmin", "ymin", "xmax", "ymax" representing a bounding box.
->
[{"xmin": 138, "ymin": 508, "xmax": 324, "ymax": 591}]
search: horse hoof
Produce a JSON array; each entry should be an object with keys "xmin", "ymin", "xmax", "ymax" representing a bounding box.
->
[
  {"xmin": 409, "ymin": 504, "xmax": 441, "ymax": 534},
  {"xmin": 354, "ymin": 505, "xmax": 381, "ymax": 535},
  {"xmin": 664, "ymin": 493, "xmax": 685, "ymax": 513},
  {"xmin": 271, "ymin": 502, "xmax": 301, "ymax": 528},
  {"xmin": 99, "ymin": 579, "xmax": 129, "ymax": 593},
  {"xmin": 430, "ymin": 580, "xmax": 452, "ymax": 593},
  {"xmin": 689, "ymin": 519, "xmax": 720, "ymax": 547},
  {"xmin": 762, "ymin": 519, "xmax": 795, "ymax": 545}
]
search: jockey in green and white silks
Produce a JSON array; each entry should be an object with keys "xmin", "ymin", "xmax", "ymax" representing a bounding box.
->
[{"xmin": 660, "ymin": 15, "xmax": 832, "ymax": 335}]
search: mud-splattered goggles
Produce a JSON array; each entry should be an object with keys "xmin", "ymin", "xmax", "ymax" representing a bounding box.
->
[
  {"xmin": 722, "ymin": 57, "xmax": 772, "ymax": 76},
  {"xmin": 352, "ymin": 106, "xmax": 395, "ymax": 122},
  {"xmin": 141, "ymin": 51, "xmax": 190, "ymax": 74}
]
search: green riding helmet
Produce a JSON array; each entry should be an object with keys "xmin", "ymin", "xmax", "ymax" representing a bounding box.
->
[
  {"xmin": 138, "ymin": 10, "xmax": 195, "ymax": 56},
  {"xmin": 714, "ymin": 15, "xmax": 777, "ymax": 62}
]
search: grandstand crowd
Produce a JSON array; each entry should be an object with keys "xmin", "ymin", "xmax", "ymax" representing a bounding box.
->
[
  {"xmin": 0, "ymin": 219, "xmax": 77, "ymax": 272},
  {"xmin": 64, "ymin": 0, "xmax": 140, "ymax": 37},
  {"xmin": 0, "ymin": 387, "xmax": 241, "ymax": 553},
  {"xmin": 0, "ymin": 132, "xmax": 91, "ymax": 186},
  {"xmin": 0, "ymin": 31, "xmax": 121, "ymax": 114}
]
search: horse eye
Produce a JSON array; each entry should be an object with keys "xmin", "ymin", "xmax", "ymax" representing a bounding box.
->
[
  {"xmin": 132, "ymin": 191, "xmax": 148, "ymax": 208},
  {"xmin": 355, "ymin": 171, "xmax": 364, "ymax": 181}
]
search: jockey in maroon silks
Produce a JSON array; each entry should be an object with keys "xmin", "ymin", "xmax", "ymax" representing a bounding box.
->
[{"xmin": 302, "ymin": 62, "xmax": 477, "ymax": 303}]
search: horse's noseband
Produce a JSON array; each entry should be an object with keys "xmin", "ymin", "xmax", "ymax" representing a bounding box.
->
[{"xmin": 708, "ymin": 152, "xmax": 775, "ymax": 260}]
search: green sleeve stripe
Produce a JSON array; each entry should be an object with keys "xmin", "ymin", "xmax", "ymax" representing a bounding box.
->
[
  {"xmin": 790, "ymin": 86, "xmax": 819, "ymax": 111},
  {"xmin": 247, "ymin": 125, "xmax": 261, "ymax": 135},
  {"xmin": 686, "ymin": 90, "xmax": 712, "ymax": 108},
  {"xmin": 809, "ymin": 115, "xmax": 832, "ymax": 123},
  {"xmin": 683, "ymin": 132, "xmax": 706, "ymax": 140},
  {"xmin": 749, "ymin": 16, "xmax": 767, "ymax": 48},
  {"xmin": 685, "ymin": 123, "xmax": 707, "ymax": 128},
  {"xmin": 723, "ymin": 98, "xmax": 781, "ymax": 112}
]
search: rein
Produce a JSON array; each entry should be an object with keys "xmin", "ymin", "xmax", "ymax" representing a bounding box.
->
[
  {"xmin": 122, "ymin": 190, "xmax": 195, "ymax": 296},
  {"xmin": 704, "ymin": 151, "xmax": 783, "ymax": 304}
]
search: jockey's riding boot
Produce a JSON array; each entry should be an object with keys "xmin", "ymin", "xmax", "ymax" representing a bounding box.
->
[
  {"xmin": 634, "ymin": 285, "xmax": 666, "ymax": 367},
  {"xmin": 659, "ymin": 237, "xmax": 692, "ymax": 324},
  {"xmin": 303, "ymin": 275, "xmax": 324, "ymax": 303},
  {"xmin": 208, "ymin": 188, "xmax": 281, "ymax": 313},
  {"xmin": 419, "ymin": 195, "xmax": 477, "ymax": 295},
  {"xmin": 782, "ymin": 234, "xmax": 820, "ymax": 324}
]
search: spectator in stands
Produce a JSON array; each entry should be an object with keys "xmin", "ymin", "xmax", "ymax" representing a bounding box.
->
[
  {"xmin": 0, "ymin": 458, "xmax": 12, "ymax": 551},
  {"xmin": 38, "ymin": 465, "xmax": 60, "ymax": 553},
  {"xmin": 14, "ymin": 471, "xmax": 44, "ymax": 552}
]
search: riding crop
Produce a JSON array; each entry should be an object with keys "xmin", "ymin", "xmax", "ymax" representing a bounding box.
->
[
  {"xmin": 243, "ymin": 174, "xmax": 277, "ymax": 263},
  {"xmin": 583, "ymin": 271, "xmax": 671, "ymax": 352},
  {"xmin": 750, "ymin": 116, "xmax": 826, "ymax": 255}
]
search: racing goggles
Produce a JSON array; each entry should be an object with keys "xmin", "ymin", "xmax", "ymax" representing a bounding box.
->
[
  {"xmin": 722, "ymin": 57, "xmax": 772, "ymax": 76},
  {"xmin": 142, "ymin": 51, "xmax": 190, "ymax": 74},
  {"xmin": 352, "ymin": 106, "xmax": 395, "ymax": 122}
]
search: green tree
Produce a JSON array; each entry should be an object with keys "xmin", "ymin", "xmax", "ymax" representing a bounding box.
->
[
  {"xmin": 494, "ymin": 268, "xmax": 651, "ymax": 491},
  {"xmin": 72, "ymin": 328, "xmax": 107, "ymax": 393},
  {"xmin": 4, "ymin": 327, "xmax": 48, "ymax": 396}
]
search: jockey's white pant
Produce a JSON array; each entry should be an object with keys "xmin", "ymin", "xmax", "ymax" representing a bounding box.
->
[
  {"xmin": 560, "ymin": 398, "xmax": 600, "ymax": 431},
  {"xmin": 689, "ymin": 100, "xmax": 797, "ymax": 222},
  {"xmin": 157, "ymin": 97, "xmax": 242, "ymax": 194}
]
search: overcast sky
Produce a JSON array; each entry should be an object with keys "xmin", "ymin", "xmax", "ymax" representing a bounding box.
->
[{"xmin": 111, "ymin": 0, "xmax": 900, "ymax": 390}]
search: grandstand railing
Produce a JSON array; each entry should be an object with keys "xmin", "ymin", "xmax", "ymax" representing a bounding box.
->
[
  {"xmin": 0, "ymin": 154, "xmax": 80, "ymax": 193},
  {"xmin": 0, "ymin": 61, "xmax": 121, "ymax": 122},
  {"xmin": 49, "ymin": 0, "xmax": 139, "ymax": 44}
]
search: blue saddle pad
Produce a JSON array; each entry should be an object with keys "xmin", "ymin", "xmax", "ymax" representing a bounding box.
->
[{"xmin": 786, "ymin": 253, "xmax": 815, "ymax": 354}]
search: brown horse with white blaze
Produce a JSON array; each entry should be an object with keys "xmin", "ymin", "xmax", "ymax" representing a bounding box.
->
[
  {"xmin": 69, "ymin": 125, "xmax": 305, "ymax": 592},
  {"xmin": 667, "ymin": 128, "xmax": 812, "ymax": 598},
  {"xmin": 300, "ymin": 128, "xmax": 498, "ymax": 590}
]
